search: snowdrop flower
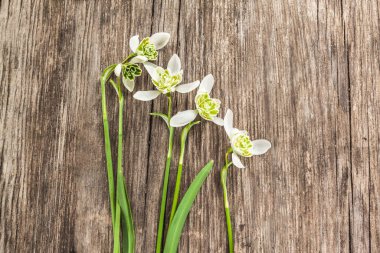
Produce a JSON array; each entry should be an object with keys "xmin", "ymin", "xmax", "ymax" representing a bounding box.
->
[
  {"xmin": 113, "ymin": 33, "xmax": 170, "ymax": 92},
  {"xmin": 224, "ymin": 109, "xmax": 271, "ymax": 168},
  {"xmin": 133, "ymin": 54, "xmax": 200, "ymax": 101},
  {"xmin": 170, "ymin": 74, "xmax": 224, "ymax": 127},
  {"xmin": 129, "ymin": 32, "xmax": 170, "ymax": 63},
  {"xmin": 113, "ymin": 62, "xmax": 142, "ymax": 92}
]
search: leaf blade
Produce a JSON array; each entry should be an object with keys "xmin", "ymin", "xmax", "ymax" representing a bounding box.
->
[{"xmin": 163, "ymin": 160, "xmax": 214, "ymax": 253}]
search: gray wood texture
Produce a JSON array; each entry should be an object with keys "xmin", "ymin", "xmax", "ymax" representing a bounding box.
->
[{"xmin": 1, "ymin": 0, "xmax": 379, "ymax": 252}]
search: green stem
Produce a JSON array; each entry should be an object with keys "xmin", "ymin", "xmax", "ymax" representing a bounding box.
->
[
  {"xmin": 114, "ymin": 83, "xmax": 125, "ymax": 253},
  {"xmin": 169, "ymin": 121, "xmax": 200, "ymax": 225},
  {"xmin": 101, "ymin": 71, "xmax": 116, "ymax": 228},
  {"xmin": 122, "ymin": 53, "xmax": 137, "ymax": 64},
  {"xmin": 155, "ymin": 94, "xmax": 174, "ymax": 253},
  {"xmin": 221, "ymin": 148, "xmax": 234, "ymax": 253},
  {"xmin": 113, "ymin": 204, "xmax": 121, "ymax": 253}
]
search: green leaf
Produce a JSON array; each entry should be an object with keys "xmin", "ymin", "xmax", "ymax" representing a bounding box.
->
[
  {"xmin": 117, "ymin": 175, "xmax": 135, "ymax": 253},
  {"xmin": 150, "ymin": 112, "xmax": 169, "ymax": 127},
  {"xmin": 163, "ymin": 160, "xmax": 214, "ymax": 253}
]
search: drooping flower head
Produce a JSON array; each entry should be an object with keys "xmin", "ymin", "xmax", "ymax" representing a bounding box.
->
[
  {"xmin": 170, "ymin": 74, "xmax": 224, "ymax": 127},
  {"xmin": 133, "ymin": 54, "xmax": 200, "ymax": 101},
  {"xmin": 224, "ymin": 109, "xmax": 271, "ymax": 168}
]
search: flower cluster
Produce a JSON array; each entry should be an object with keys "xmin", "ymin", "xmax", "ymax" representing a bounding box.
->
[{"xmin": 100, "ymin": 32, "xmax": 272, "ymax": 253}]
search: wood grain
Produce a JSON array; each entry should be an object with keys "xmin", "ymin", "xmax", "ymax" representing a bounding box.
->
[{"xmin": 1, "ymin": 0, "xmax": 379, "ymax": 252}]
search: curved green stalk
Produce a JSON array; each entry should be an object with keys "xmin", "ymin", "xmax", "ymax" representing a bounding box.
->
[
  {"xmin": 100, "ymin": 64, "xmax": 117, "ymax": 228},
  {"xmin": 112, "ymin": 83, "xmax": 135, "ymax": 253},
  {"xmin": 155, "ymin": 94, "xmax": 174, "ymax": 253},
  {"xmin": 220, "ymin": 148, "xmax": 234, "ymax": 253},
  {"xmin": 169, "ymin": 121, "xmax": 200, "ymax": 225}
]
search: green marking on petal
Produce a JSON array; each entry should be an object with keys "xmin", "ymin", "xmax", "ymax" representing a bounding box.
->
[
  {"xmin": 152, "ymin": 67, "xmax": 182, "ymax": 94},
  {"xmin": 195, "ymin": 93, "xmax": 220, "ymax": 121},
  {"xmin": 136, "ymin": 37, "xmax": 158, "ymax": 60},
  {"xmin": 230, "ymin": 131, "xmax": 254, "ymax": 157}
]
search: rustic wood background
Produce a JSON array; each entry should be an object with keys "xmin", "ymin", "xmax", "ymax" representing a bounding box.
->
[{"xmin": 1, "ymin": 0, "xmax": 379, "ymax": 252}]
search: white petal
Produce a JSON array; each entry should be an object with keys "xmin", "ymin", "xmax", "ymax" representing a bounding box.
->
[
  {"xmin": 129, "ymin": 55, "xmax": 148, "ymax": 64},
  {"xmin": 170, "ymin": 110, "xmax": 198, "ymax": 127},
  {"xmin": 143, "ymin": 62, "xmax": 159, "ymax": 81},
  {"xmin": 175, "ymin": 81, "xmax": 200, "ymax": 93},
  {"xmin": 133, "ymin": 90, "xmax": 161, "ymax": 101},
  {"xmin": 251, "ymin": 139, "xmax": 272, "ymax": 155},
  {"xmin": 232, "ymin": 153, "xmax": 245, "ymax": 168},
  {"xmin": 212, "ymin": 117, "xmax": 224, "ymax": 126},
  {"xmin": 224, "ymin": 109, "xmax": 233, "ymax": 137},
  {"xmin": 122, "ymin": 77, "xmax": 135, "ymax": 92},
  {"xmin": 197, "ymin": 74, "xmax": 214, "ymax": 94},
  {"xmin": 130, "ymin": 35, "xmax": 139, "ymax": 52},
  {"xmin": 114, "ymin": 63, "xmax": 122, "ymax": 77},
  {"xmin": 150, "ymin": 32, "xmax": 170, "ymax": 50},
  {"xmin": 167, "ymin": 54, "xmax": 181, "ymax": 74}
]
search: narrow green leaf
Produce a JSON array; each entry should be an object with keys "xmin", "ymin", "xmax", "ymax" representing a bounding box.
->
[
  {"xmin": 163, "ymin": 160, "xmax": 214, "ymax": 253},
  {"xmin": 150, "ymin": 112, "xmax": 169, "ymax": 127},
  {"xmin": 117, "ymin": 175, "xmax": 135, "ymax": 253}
]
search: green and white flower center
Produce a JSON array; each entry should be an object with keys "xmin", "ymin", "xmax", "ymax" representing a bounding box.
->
[
  {"xmin": 123, "ymin": 63, "xmax": 142, "ymax": 80},
  {"xmin": 195, "ymin": 93, "xmax": 220, "ymax": 121},
  {"xmin": 152, "ymin": 67, "xmax": 182, "ymax": 94},
  {"xmin": 230, "ymin": 131, "xmax": 254, "ymax": 157},
  {"xmin": 136, "ymin": 37, "xmax": 158, "ymax": 60}
]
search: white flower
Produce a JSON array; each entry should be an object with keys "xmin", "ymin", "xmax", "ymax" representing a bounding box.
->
[
  {"xmin": 129, "ymin": 32, "xmax": 170, "ymax": 64},
  {"xmin": 113, "ymin": 33, "xmax": 170, "ymax": 92},
  {"xmin": 170, "ymin": 74, "xmax": 224, "ymax": 127},
  {"xmin": 133, "ymin": 54, "xmax": 200, "ymax": 101},
  {"xmin": 223, "ymin": 109, "xmax": 271, "ymax": 168}
]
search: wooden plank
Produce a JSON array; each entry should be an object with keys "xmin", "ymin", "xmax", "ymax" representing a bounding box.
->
[
  {"xmin": 344, "ymin": 0, "xmax": 380, "ymax": 252},
  {"xmin": 0, "ymin": 0, "xmax": 379, "ymax": 252}
]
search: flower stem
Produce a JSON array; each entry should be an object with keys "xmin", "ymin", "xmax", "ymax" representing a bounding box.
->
[
  {"xmin": 101, "ymin": 71, "xmax": 116, "ymax": 229},
  {"xmin": 113, "ymin": 203, "xmax": 121, "ymax": 253},
  {"xmin": 221, "ymin": 148, "xmax": 234, "ymax": 253},
  {"xmin": 169, "ymin": 121, "xmax": 200, "ymax": 225},
  {"xmin": 155, "ymin": 94, "xmax": 174, "ymax": 253},
  {"xmin": 113, "ymin": 84, "xmax": 125, "ymax": 253}
]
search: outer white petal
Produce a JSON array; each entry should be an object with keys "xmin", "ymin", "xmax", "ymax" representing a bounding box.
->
[
  {"xmin": 232, "ymin": 153, "xmax": 245, "ymax": 168},
  {"xmin": 130, "ymin": 35, "xmax": 139, "ymax": 52},
  {"xmin": 212, "ymin": 116, "xmax": 224, "ymax": 126},
  {"xmin": 129, "ymin": 55, "xmax": 148, "ymax": 64},
  {"xmin": 175, "ymin": 81, "xmax": 200, "ymax": 93},
  {"xmin": 143, "ymin": 62, "xmax": 159, "ymax": 81},
  {"xmin": 150, "ymin": 32, "xmax": 170, "ymax": 50},
  {"xmin": 167, "ymin": 54, "xmax": 181, "ymax": 74},
  {"xmin": 114, "ymin": 63, "xmax": 122, "ymax": 77},
  {"xmin": 133, "ymin": 90, "xmax": 161, "ymax": 101},
  {"xmin": 122, "ymin": 77, "xmax": 135, "ymax": 92},
  {"xmin": 170, "ymin": 110, "xmax": 198, "ymax": 127},
  {"xmin": 197, "ymin": 74, "xmax": 214, "ymax": 94},
  {"xmin": 251, "ymin": 139, "xmax": 272, "ymax": 155},
  {"xmin": 224, "ymin": 109, "xmax": 233, "ymax": 137}
]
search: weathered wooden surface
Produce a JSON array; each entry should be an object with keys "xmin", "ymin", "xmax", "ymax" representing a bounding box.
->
[{"xmin": 1, "ymin": 0, "xmax": 379, "ymax": 252}]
